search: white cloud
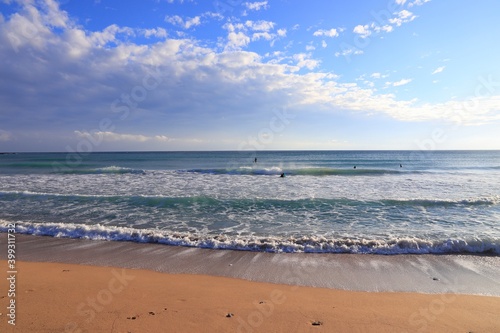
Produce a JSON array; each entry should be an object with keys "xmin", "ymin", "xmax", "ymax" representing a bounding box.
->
[
  {"xmin": 305, "ymin": 44, "xmax": 315, "ymax": 51},
  {"xmin": 252, "ymin": 32, "xmax": 272, "ymax": 41},
  {"xmin": 370, "ymin": 72, "xmax": 388, "ymax": 79},
  {"xmin": 244, "ymin": 1, "xmax": 269, "ymax": 11},
  {"xmin": 375, "ymin": 25, "xmax": 393, "ymax": 33},
  {"xmin": 277, "ymin": 28, "xmax": 286, "ymax": 37},
  {"xmin": 335, "ymin": 48, "xmax": 363, "ymax": 57},
  {"xmin": 141, "ymin": 28, "xmax": 167, "ymax": 39},
  {"xmin": 363, "ymin": 80, "xmax": 375, "ymax": 88},
  {"xmin": 75, "ymin": 131, "xmax": 171, "ymax": 143},
  {"xmin": 353, "ymin": 24, "xmax": 371, "ymax": 38},
  {"xmin": 76, "ymin": 131, "xmax": 148, "ymax": 142},
  {"xmin": 223, "ymin": 20, "xmax": 281, "ymax": 50},
  {"xmin": 313, "ymin": 28, "xmax": 339, "ymax": 37},
  {"xmin": 185, "ymin": 16, "xmax": 201, "ymax": 28},
  {"xmin": 202, "ymin": 11, "xmax": 224, "ymax": 20},
  {"xmin": 293, "ymin": 53, "xmax": 319, "ymax": 70},
  {"xmin": 432, "ymin": 66, "xmax": 445, "ymax": 75},
  {"xmin": 89, "ymin": 24, "xmax": 134, "ymax": 47},
  {"xmin": 408, "ymin": 0, "xmax": 431, "ymax": 7},
  {"xmin": 349, "ymin": 6, "xmax": 421, "ymax": 41},
  {"xmin": 165, "ymin": 15, "xmax": 183, "ymax": 26},
  {"xmin": 392, "ymin": 78, "xmax": 413, "ymax": 86},
  {"xmin": 74, "ymin": 131, "xmax": 206, "ymax": 145},
  {"xmin": 353, "ymin": 23, "xmax": 394, "ymax": 38},
  {"xmin": 226, "ymin": 31, "xmax": 251, "ymax": 50},
  {"xmin": 165, "ymin": 15, "xmax": 201, "ymax": 29},
  {"xmin": 154, "ymin": 135, "xmax": 171, "ymax": 142},
  {"xmin": 224, "ymin": 22, "xmax": 245, "ymax": 33},
  {"xmin": 245, "ymin": 20, "xmax": 275, "ymax": 31},
  {"xmin": 389, "ymin": 10, "xmax": 416, "ymax": 26},
  {"xmin": 165, "ymin": 0, "xmax": 195, "ymax": 4}
]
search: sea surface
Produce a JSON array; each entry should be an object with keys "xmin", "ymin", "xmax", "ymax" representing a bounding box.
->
[{"xmin": 0, "ymin": 150, "xmax": 499, "ymax": 255}]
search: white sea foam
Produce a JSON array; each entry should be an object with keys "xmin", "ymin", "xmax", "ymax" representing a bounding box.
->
[{"xmin": 2, "ymin": 221, "xmax": 499, "ymax": 255}]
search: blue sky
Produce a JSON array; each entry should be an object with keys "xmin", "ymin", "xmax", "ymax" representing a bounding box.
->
[{"xmin": 0, "ymin": 0, "xmax": 499, "ymax": 152}]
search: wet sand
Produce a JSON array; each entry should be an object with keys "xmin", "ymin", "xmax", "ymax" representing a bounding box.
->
[
  {"xmin": 0, "ymin": 234, "xmax": 500, "ymax": 332},
  {"xmin": 3, "ymin": 234, "xmax": 500, "ymax": 295}
]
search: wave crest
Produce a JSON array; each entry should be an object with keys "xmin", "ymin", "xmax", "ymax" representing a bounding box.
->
[
  {"xmin": 183, "ymin": 167, "xmax": 408, "ymax": 176},
  {"xmin": 0, "ymin": 192, "xmax": 498, "ymax": 208},
  {"xmin": 2, "ymin": 221, "xmax": 498, "ymax": 255},
  {"xmin": 58, "ymin": 166, "xmax": 146, "ymax": 175}
]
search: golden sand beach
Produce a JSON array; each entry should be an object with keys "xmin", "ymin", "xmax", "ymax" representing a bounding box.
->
[{"xmin": 1, "ymin": 260, "xmax": 500, "ymax": 333}]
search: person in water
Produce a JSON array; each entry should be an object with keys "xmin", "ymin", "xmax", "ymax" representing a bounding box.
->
[
  {"xmin": 254, "ymin": 157, "xmax": 257, "ymax": 163},
  {"xmin": 280, "ymin": 172, "xmax": 285, "ymax": 177}
]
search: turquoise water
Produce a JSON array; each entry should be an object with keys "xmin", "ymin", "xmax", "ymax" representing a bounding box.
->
[{"xmin": 0, "ymin": 151, "xmax": 499, "ymax": 254}]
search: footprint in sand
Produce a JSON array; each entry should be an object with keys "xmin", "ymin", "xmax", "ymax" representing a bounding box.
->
[{"xmin": 127, "ymin": 307, "xmax": 167, "ymax": 320}]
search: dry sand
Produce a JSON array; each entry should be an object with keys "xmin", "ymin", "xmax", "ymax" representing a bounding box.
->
[{"xmin": 1, "ymin": 260, "xmax": 499, "ymax": 333}]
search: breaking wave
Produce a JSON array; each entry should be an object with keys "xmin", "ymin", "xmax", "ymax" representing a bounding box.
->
[
  {"xmin": 57, "ymin": 166, "xmax": 146, "ymax": 175},
  {"xmin": 1, "ymin": 221, "xmax": 499, "ymax": 255},
  {"xmin": 183, "ymin": 167, "xmax": 418, "ymax": 176}
]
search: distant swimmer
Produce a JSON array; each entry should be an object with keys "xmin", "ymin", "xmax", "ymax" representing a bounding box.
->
[
  {"xmin": 280, "ymin": 172, "xmax": 285, "ymax": 177},
  {"xmin": 353, "ymin": 166, "xmax": 356, "ymax": 169},
  {"xmin": 400, "ymin": 164, "xmax": 403, "ymax": 168},
  {"xmin": 254, "ymin": 157, "xmax": 257, "ymax": 163}
]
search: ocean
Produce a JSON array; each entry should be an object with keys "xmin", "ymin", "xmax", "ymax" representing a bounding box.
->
[{"xmin": 0, "ymin": 150, "xmax": 499, "ymax": 255}]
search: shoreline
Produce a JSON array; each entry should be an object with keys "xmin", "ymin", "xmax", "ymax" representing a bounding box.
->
[{"xmin": 1, "ymin": 234, "xmax": 500, "ymax": 296}]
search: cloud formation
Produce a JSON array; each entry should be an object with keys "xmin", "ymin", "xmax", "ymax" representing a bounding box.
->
[
  {"xmin": 432, "ymin": 66, "xmax": 445, "ymax": 75},
  {"xmin": 352, "ymin": 9, "xmax": 415, "ymax": 39},
  {"xmin": 75, "ymin": 131, "xmax": 171, "ymax": 143},
  {"xmin": 313, "ymin": 28, "xmax": 340, "ymax": 38},
  {"xmin": 0, "ymin": 0, "xmax": 499, "ymax": 151},
  {"xmin": 392, "ymin": 78, "xmax": 413, "ymax": 86},
  {"xmin": 244, "ymin": 1, "xmax": 269, "ymax": 12}
]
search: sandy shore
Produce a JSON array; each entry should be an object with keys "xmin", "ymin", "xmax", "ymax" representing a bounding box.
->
[
  {"xmin": 1, "ymin": 235, "xmax": 500, "ymax": 332},
  {"xmin": 1, "ymin": 260, "xmax": 499, "ymax": 333}
]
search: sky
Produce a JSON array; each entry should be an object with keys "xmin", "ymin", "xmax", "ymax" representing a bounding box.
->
[{"xmin": 0, "ymin": 0, "xmax": 499, "ymax": 152}]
